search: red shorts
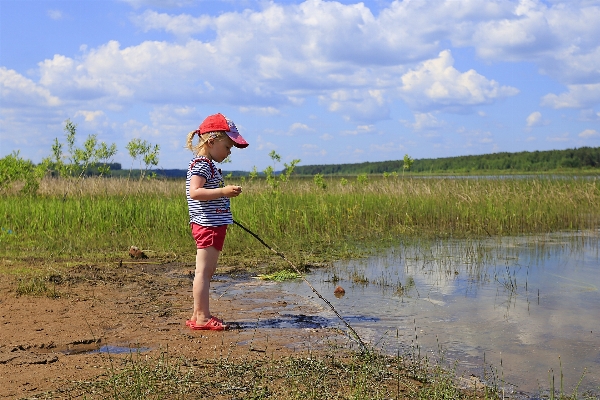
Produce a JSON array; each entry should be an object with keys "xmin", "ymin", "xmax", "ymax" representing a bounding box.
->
[{"xmin": 191, "ymin": 223, "xmax": 228, "ymax": 251}]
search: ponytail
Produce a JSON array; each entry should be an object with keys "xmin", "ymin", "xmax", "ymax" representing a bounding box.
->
[
  {"xmin": 186, "ymin": 130, "xmax": 228, "ymax": 155},
  {"xmin": 185, "ymin": 130, "xmax": 200, "ymax": 152}
]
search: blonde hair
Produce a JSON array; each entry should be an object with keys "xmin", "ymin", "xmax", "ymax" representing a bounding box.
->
[{"xmin": 186, "ymin": 130, "xmax": 229, "ymax": 154}]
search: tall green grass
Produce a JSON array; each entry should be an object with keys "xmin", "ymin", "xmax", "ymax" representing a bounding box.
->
[{"xmin": 1, "ymin": 176, "xmax": 598, "ymax": 268}]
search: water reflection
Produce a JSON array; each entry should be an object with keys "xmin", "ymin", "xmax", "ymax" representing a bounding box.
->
[{"xmin": 280, "ymin": 231, "xmax": 600, "ymax": 398}]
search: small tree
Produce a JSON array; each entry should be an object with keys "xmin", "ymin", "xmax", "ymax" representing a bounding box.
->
[
  {"xmin": 50, "ymin": 119, "xmax": 117, "ymax": 178},
  {"xmin": 95, "ymin": 142, "xmax": 118, "ymax": 176},
  {"xmin": 248, "ymin": 166, "xmax": 258, "ymax": 181},
  {"xmin": 264, "ymin": 150, "xmax": 281, "ymax": 189},
  {"xmin": 356, "ymin": 173, "xmax": 368, "ymax": 184},
  {"xmin": 403, "ymin": 154, "xmax": 414, "ymax": 177},
  {"xmin": 313, "ymin": 173, "xmax": 327, "ymax": 189},
  {"xmin": 0, "ymin": 151, "xmax": 49, "ymax": 194},
  {"xmin": 126, "ymin": 138, "xmax": 160, "ymax": 180},
  {"xmin": 265, "ymin": 150, "xmax": 300, "ymax": 186},
  {"xmin": 263, "ymin": 165, "xmax": 277, "ymax": 189},
  {"xmin": 268, "ymin": 150, "xmax": 281, "ymax": 164},
  {"xmin": 64, "ymin": 119, "xmax": 79, "ymax": 177},
  {"xmin": 281, "ymin": 159, "xmax": 301, "ymax": 182}
]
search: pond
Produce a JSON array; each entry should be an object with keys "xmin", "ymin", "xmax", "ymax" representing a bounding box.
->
[{"xmin": 279, "ymin": 231, "xmax": 600, "ymax": 398}]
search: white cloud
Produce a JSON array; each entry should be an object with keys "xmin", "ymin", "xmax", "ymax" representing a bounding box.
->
[
  {"xmin": 302, "ymin": 143, "xmax": 326, "ymax": 157},
  {"xmin": 541, "ymin": 84, "xmax": 600, "ymax": 109},
  {"xmin": 471, "ymin": 1, "xmax": 554, "ymax": 61},
  {"xmin": 6, "ymin": 1, "xmax": 527, "ymax": 128},
  {"xmin": 254, "ymin": 135, "xmax": 277, "ymax": 152},
  {"xmin": 143, "ymin": 105, "xmax": 208, "ymax": 142},
  {"xmin": 0, "ymin": 67, "xmax": 61, "ymax": 107},
  {"xmin": 457, "ymin": 128, "xmax": 495, "ymax": 149},
  {"xmin": 74, "ymin": 110, "xmax": 105, "ymax": 122},
  {"xmin": 131, "ymin": 10, "xmax": 212, "ymax": 37},
  {"xmin": 467, "ymin": 1, "xmax": 600, "ymax": 84},
  {"xmin": 172, "ymin": 106, "xmax": 196, "ymax": 117},
  {"xmin": 399, "ymin": 50, "xmax": 519, "ymax": 111},
  {"xmin": 526, "ymin": 111, "xmax": 542, "ymax": 127},
  {"xmin": 320, "ymin": 89, "xmax": 390, "ymax": 123},
  {"xmin": 47, "ymin": 10, "xmax": 63, "ymax": 20},
  {"xmin": 289, "ymin": 122, "xmax": 312, "ymax": 132},
  {"xmin": 340, "ymin": 125, "xmax": 376, "ymax": 136},
  {"xmin": 578, "ymin": 129, "xmax": 599, "ymax": 138},
  {"xmin": 122, "ymin": 118, "xmax": 162, "ymax": 139},
  {"xmin": 239, "ymin": 106, "xmax": 281, "ymax": 116},
  {"xmin": 124, "ymin": 0, "xmax": 522, "ymax": 120},
  {"xmin": 36, "ymin": 40, "xmax": 227, "ymax": 104},
  {"xmin": 474, "ymin": 130, "xmax": 494, "ymax": 144},
  {"xmin": 547, "ymin": 133, "xmax": 570, "ymax": 142},
  {"xmin": 404, "ymin": 112, "xmax": 446, "ymax": 131},
  {"xmin": 369, "ymin": 142, "xmax": 404, "ymax": 153},
  {"xmin": 579, "ymin": 109, "xmax": 600, "ymax": 121},
  {"xmin": 6, "ymin": 0, "xmax": 600, "ymax": 118}
]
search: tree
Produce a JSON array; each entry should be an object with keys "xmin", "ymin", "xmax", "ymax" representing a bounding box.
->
[
  {"xmin": 0, "ymin": 151, "xmax": 49, "ymax": 194},
  {"xmin": 50, "ymin": 119, "xmax": 117, "ymax": 178},
  {"xmin": 126, "ymin": 138, "xmax": 160, "ymax": 180},
  {"xmin": 403, "ymin": 154, "xmax": 414, "ymax": 177}
]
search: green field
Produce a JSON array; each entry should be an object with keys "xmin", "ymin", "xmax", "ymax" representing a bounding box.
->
[{"xmin": 2, "ymin": 175, "xmax": 599, "ymax": 271}]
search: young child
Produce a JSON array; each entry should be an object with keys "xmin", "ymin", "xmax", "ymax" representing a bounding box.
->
[{"xmin": 185, "ymin": 113, "xmax": 249, "ymax": 331}]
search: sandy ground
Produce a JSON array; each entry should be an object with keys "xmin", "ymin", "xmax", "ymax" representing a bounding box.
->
[{"xmin": 0, "ymin": 261, "xmax": 347, "ymax": 399}]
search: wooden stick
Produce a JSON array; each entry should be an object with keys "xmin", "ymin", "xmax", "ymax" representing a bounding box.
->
[{"xmin": 233, "ymin": 219, "xmax": 368, "ymax": 352}]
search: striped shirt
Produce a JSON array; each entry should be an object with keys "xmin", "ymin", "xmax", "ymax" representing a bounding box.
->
[{"xmin": 186, "ymin": 157, "xmax": 233, "ymax": 227}]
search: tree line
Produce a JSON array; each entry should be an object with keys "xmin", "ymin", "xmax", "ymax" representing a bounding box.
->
[{"xmin": 293, "ymin": 147, "xmax": 600, "ymax": 175}]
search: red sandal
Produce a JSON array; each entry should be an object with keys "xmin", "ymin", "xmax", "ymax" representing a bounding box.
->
[{"xmin": 189, "ymin": 316, "xmax": 228, "ymax": 331}]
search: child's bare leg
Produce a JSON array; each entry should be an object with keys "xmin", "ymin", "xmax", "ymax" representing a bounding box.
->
[{"xmin": 191, "ymin": 246, "xmax": 220, "ymax": 325}]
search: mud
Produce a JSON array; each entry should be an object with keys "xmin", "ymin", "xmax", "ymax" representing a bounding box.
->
[{"xmin": 0, "ymin": 261, "xmax": 346, "ymax": 399}]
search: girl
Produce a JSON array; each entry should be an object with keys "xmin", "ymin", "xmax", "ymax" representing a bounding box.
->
[{"xmin": 185, "ymin": 113, "xmax": 249, "ymax": 330}]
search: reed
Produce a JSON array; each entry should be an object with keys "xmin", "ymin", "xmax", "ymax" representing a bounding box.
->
[{"xmin": 1, "ymin": 176, "xmax": 599, "ymax": 269}]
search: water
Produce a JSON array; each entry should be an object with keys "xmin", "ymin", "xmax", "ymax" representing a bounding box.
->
[
  {"xmin": 57, "ymin": 340, "xmax": 150, "ymax": 355},
  {"xmin": 279, "ymin": 231, "xmax": 600, "ymax": 398},
  {"xmin": 90, "ymin": 345, "xmax": 150, "ymax": 354}
]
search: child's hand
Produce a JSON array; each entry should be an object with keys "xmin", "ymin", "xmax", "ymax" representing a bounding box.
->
[{"xmin": 222, "ymin": 185, "xmax": 242, "ymax": 198}]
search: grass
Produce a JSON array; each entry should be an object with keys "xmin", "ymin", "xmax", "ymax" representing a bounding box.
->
[
  {"xmin": 1, "ymin": 175, "xmax": 599, "ymax": 273},
  {"xmin": 50, "ymin": 343, "xmax": 495, "ymax": 400},
  {"xmin": 15, "ymin": 276, "xmax": 50, "ymax": 296},
  {"xmin": 254, "ymin": 270, "xmax": 302, "ymax": 281},
  {"xmin": 49, "ymin": 340, "xmax": 595, "ymax": 400}
]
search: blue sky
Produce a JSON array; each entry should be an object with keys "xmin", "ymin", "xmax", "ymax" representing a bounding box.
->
[{"xmin": 1, "ymin": 0, "xmax": 599, "ymax": 171}]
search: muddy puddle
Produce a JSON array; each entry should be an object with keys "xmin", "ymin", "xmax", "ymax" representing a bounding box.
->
[
  {"xmin": 262, "ymin": 231, "xmax": 600, "ymax": 398},
  {"xmin": 37, "ymin": 339, "xmax": 152, "ymax": 356}
]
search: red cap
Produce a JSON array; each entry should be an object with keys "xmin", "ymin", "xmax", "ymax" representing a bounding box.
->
[{"xmin": 198, "ymin": 113, "xmax": 249, "ymax": 148}]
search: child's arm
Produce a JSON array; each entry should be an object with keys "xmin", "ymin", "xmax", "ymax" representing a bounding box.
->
[{"xmin": 189, "ymin": 175, "xmax": 242, "ymax": 201}]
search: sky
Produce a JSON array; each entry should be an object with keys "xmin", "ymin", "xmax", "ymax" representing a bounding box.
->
[{"xmin": 1, "ymin": 0, "xmax": 600, "ymax": 171}]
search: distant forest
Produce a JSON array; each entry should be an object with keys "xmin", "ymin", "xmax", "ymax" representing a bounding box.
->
[
  {"xmin": 292, "ymin": 146, "xmax": 600, "ymax": 176},
  {"xmin": 95, "ymin": 146, "xmax": 600, "ymax": 178}
]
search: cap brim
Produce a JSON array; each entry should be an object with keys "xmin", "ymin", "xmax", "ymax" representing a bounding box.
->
[{"xmin": 227, "ymin": 131, "xmax": 249, "ymax": 148}]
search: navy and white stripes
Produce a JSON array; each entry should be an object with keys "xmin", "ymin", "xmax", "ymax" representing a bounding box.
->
[{"xmin": 186, "ymin": 157, "xmax": 232, "ymax": 227}]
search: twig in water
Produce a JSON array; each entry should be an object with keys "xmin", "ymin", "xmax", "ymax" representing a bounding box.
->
[{"xmin": 233, "ymin": 219, "xmax": 368, "ymax": 352}]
